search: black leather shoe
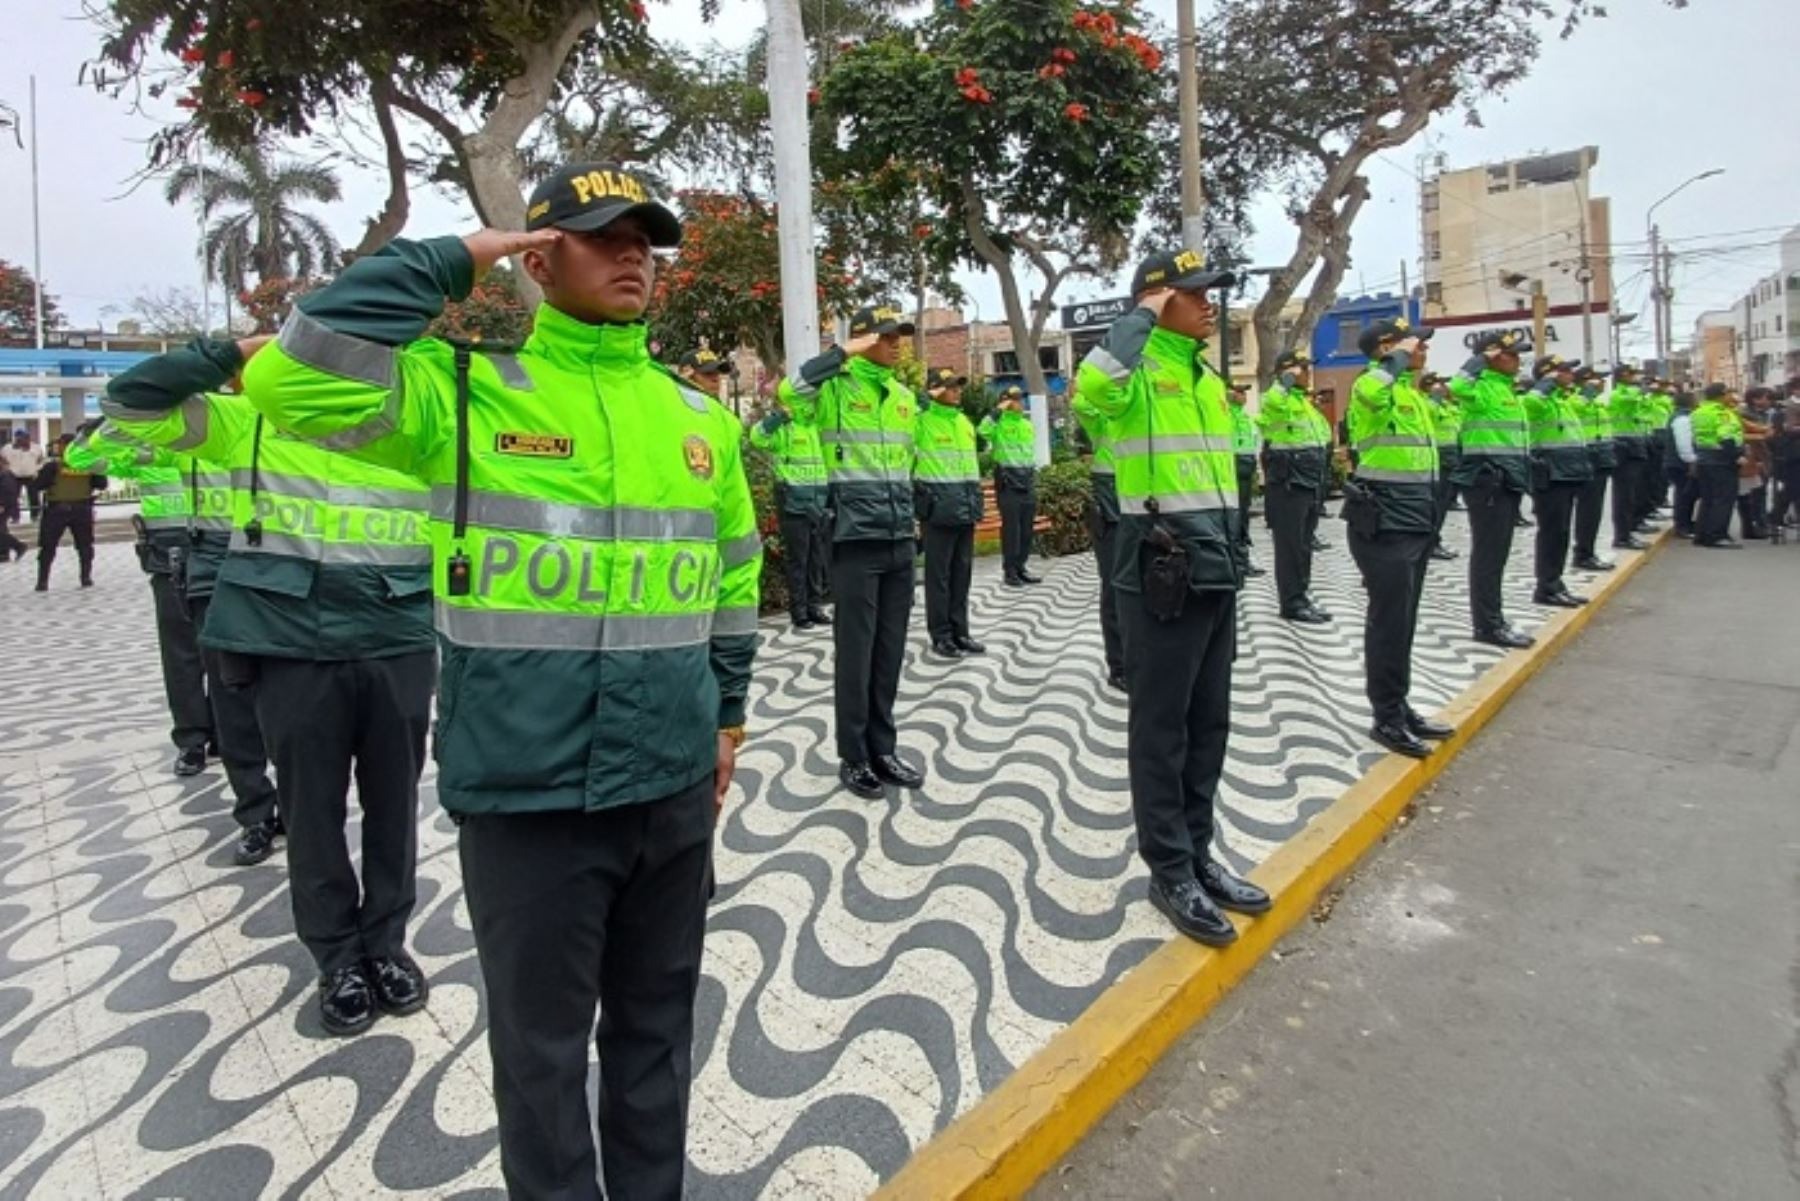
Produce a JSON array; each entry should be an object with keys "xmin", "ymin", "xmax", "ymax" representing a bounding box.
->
[
  {"xmin": 365, "ymin": 953, "xmax": 429, "ymax": 1017},
  {"xmin": 1429, "ymin": 544, "xmax": 1459, "ymax": 561},
  {"xmin": 790, "ymin": 616, "xmax": 816, "ymax": 631},
  {"xmin": 1634, "ymin": 522, "xmax": 1661, "ymax": 534},
  {"xmin": 808, "ymin": 609, "xmax": 833, "ymax": 626},
  {"xmin": 1612, "ymin": 536, "xmax": 1647, "ymax": 550},
  {"xmin": 1673, "ymin": 529, "xmax": 1693, "ymax": 539},
  {"xmin": 952, "ymin": 636, "xmax": 986, "ymax": 655},
  {"xmin": 1310, "ymin": 536, "xmax": 1331, "ymax": 551},
  {"xmin": 839, "ymin": 761, "xmax": 885, "ymax": 799},
  {"xmin": 931, "ymin": 639, "xmax": 965, "ymax": 659},
  {"xmin": 1148, "ymin": 879, "xmax": 1238, "ymax": 946},
  {"xmin": 1474, "ymin": 624, "xmax": 1536, "ymax": 650},
  {"xmin": 1003, "ymin": 575, "xmax": 1026, "ymax": 588},
  {"xmin": 233, "ymin": 816, "xmax": 282, "ymax": 867},
  {"xmin": 319, "ymin": 964, "xmax": 377, "ymax": 1037},
  {"xmin": 1533, "ymin": 589, "xmax": 1586, "ymax": 608},
  {"xmin": 1199, "ymin": 861, "xmax": 1272, "ymax": 915},
  {"xmin": 1514, "ymin": 516, "xmax": 1534, "ymax": 528},
  {"xmin": 1281, "ymin": 605, "xmax": 1331, "ymax": 625},
  {"xmin": 1405, "ymin": 709, "xmax": 1455, "ymax": 741},
  {"xmin": 1371, "ymin": 721, "xmax": 1431, "ymax": 759},
  {"xmin": 1571, "ymin": 555, "xmax": 1615, "ymax": 572},
  {"xmin": 1701, "ymin": 538, "xmax": 1743, "ymax": 549},
  {"xmin": 1106, "ymin": 670, "xmax": 1127, "ymax": 692},
  {"xmin": 1018, "ymin": 569, "xmax": 1044, "ymax": 584},
  {"xmin": 1243, "ymin": 562, "xmax": 1267, "ymax": 577},
  {"xmin": 872, "ymin": 754, "xmax": 925, "ymax": 789},
  {"xmin": 174, "ymin": 745, "xmax": 206, "ymax": 777}
]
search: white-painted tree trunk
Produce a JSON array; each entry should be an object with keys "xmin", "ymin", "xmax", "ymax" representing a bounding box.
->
[{"xmin": 766, "ymin": 0, "xmax": 820, "ymax": 368}]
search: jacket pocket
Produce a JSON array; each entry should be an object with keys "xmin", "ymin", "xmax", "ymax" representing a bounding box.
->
[
  {"xmin": 217, "ymin": 553, "xmax": 318, "ymax": 599},
  {"xmin": 379, "ymin": 567, "xmax": 434, "ymax": 603}
]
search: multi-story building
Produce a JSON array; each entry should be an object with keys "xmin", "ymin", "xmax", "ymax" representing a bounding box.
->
[
  {"xmin": 1737, "ymin": 225, "xmax": 1800, "ymax": 385},
  {"xmin": 1691, "ymin": 310, "xmax": 1745, "ymax": 390},
  {"xmin": 1420, "ymin": 146, "xmax": 1613, "ymax": 366}
]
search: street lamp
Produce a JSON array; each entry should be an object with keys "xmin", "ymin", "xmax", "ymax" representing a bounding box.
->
[{"xmin": 1646, "ymin": 168, "xmax": 1725, "ymax": 365}]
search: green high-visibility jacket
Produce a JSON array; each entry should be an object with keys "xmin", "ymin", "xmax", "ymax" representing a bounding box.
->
[
  {"xmin": 1429, "ymin": 394, "xmax": 1463, "ymax": 451},
  {"xmin": 1449, "ymin": 367, "xmax": 1531, "ymax": 492},
  {"xmin": 1070, "ymin": 389, "xmax": 1120, "ymax": 524},
  {"xmin": 1258, "ymin": 380, "xmax": 1332, "ymax": 491},
  {"xmin": 779, "ymin": 348, "xmax": 917, "ymax": 543},
  {"xmin": 1646, "ymin": 391, "xmax": 1675, "ymax": 441},
  {"xmin": 978, "ymin": 409, "xmax": 1037, "ymax": 492},
  {"xmin": 1348, "ymin": 362, "xmax": 1438, "ymax": 533},
  {"xmin": 1571, "ymin": 385, "xmax": 1617, "ymax": 471},
  {"xmin": 1074, "ymin": 308, "xmax": 1241, "ymax": 593},
  {"xmin": 1228, "ymin": 403, "xmax": 1259, "ymax": 460},
  {"xmin": 749, "ymin": 411, "xmax": 828, "ymax": 518},
  {"xmin": 912, "ymin": 401, "xmax": 983, "ymax": 527},
  {"xmin": 1609, "ymin": 383, "xmax": 1651, "ymax": 458},
  {"xmin": 241, "ymin": 236, "xmax": 760, "ymax": 817},
  {"xmin": 66, "ymin": 422, "xmax": 236, "ymax": 594},
  {"xmin": 1692, "ymin": 400, "xmax": 1744, "ymax": 465},
  {"xmin": 104, "ymin": 338, "xmax": 435, "ymax": 661},
  {"xmin": 1524, "ymin": 381, "xmax": 1594, "ymax": 486}
]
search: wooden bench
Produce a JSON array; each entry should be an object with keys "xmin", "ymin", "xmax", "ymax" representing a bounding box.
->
[{"xmin": 972, "ymin": 479, "xmax": 1053, "ymax": 542}]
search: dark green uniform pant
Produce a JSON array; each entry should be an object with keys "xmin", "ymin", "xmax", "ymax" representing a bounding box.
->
[
  {"xmin": 1234, "ymin": 456, "xmax": 1257, "ymax": 549},
  {"xmin": 1533, "ymin": 481, "xmax": 1582, "ymax": 593},
  {"xmin": 1265, "ymin": 482, "xmax": 1316, "ymax": 613},
  {"xmin": 251, "ymin": 651, "xmax": 433, "ymax": 973},
  {"xmin": 1120, "ymin": 587, "xmax": 1235, "ymax": 890},
  {"xmin": 1093, "ymin": 519, "xmax": 1123, "ymax": 677},
  {"xmin": 1574, "ymin": 468, "xmax": 1610, "ymax": 561},
  {"xmin": 832, "ymin": 538, "xmax": 915, "ymax": 762},
  {"xmin": 1672, "ymin": 464, "xmax": 1700, "ymax": 536},
  {"xmin": 1347, "ymin": 528, "xmax": 1432, "ymax": 728},
  {"xmin": 922, "ymin": 522, "xmax": 975, "ymax": 644},
  {"xmin": 997, "ymin": 477, "xmax": 1037, "ymax": 578},
  {"xmin": 149, "ymin": 571, "xmax": 212, "ymax": 753},
  {"xmin": 1433, "ymin": 450, "xmax": 1462, "ymax": 548},
  {"xmin": 1463, "ymin": 476, "xmax": 1522, "ymax": 636},
  {"xmin": 1611, "ymin": 449, "xmax": 1643, "ymax": 543},
  {"xmin": 1696, "ymin": 462, "xmax": 1738, "ymax": 544},
  {"xmin": 191, "ymin": 596, "xmax": 278, "ymax": 830},
  {"xmin": 778, "ymin": 512, "xmax": 824, "ymax": 622},
  {"xmin": 460, "ymin": 777, "xmax": 713, "ymax": 1201}
]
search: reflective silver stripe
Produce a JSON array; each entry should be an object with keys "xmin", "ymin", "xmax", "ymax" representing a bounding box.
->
[
  {"xmin": 1085, "ymin": 345, "xmax": 1130, "ymax": 384},
  {"xmin": 139, "ymin": 483, "xmax": 186, "ymax": 496},
  {"xmin": 719, "ymin": 531, "xmax": 763, "ymax": 568},
  {"xmin": 196, "ymin": 471, "xmax": 233, "ymax": 488},
  {"xmin": 1531, "ymin": 437, "xmax": 1584, "ymax": 449},
  {"xmin": 99, "ymin": 396, "xmax": 133, "ymax": 421},
  {"xmin": 711, "ymin": 605, "xmax": 760, "ymax": 637},
  {"xmin": 820, "ymin": 429, "xmax": 892, "ymax": 445},
  {"xmin": 1463, "ymin": 447, "xmax": 1529, "ymax": 458},
  {"xmin": 230, "ymin": 469, "xmax": 424, "ymax": 512},
  {"xmin": 311, "ymin": 377, "xmax": 405, "ymax": 453},
  {"xmin": 1355, "ymin": 467, "xmax": 1436, "ymax": 483},
  {"xmin": 1461, "ymin": 421, "xmax": 1526, "ymax": 432},
  {"xmin": 1120, "ymin": 490, "xmax": 1232, "ymax": 515},
  {"xmin": 143, "ymin": 514, "xmax": 189, "ymax": 529},
  {"xmin": 191, "ymin": 515, "xmax": 234, "ymax": 531},
  {"xmin": 913, "ymin": 448, "xmax": 975, "ymax": 460},
  {"xmin": 1112, "ymin": 435, "xmax": 1234, "ymax": 456},
  {"xmin": 164, "ymin": 395, "xmax": 211, "ymax": 452},
  {"xmin": 672, "ymin": 383, "xmax": 711, "ymax": 414},
  {"xmin": 279, "ymin": 309, "xmax": 396, "ymax": 389},
  {"xmin": 830, "ymin": 467, "xmax": 903, "ymax": 483},
  {"xmin": 425, "ymin": 487, "xmax": 717, "ymax": 541},
  {"xmin": 917, "ymin": 472, "xmax": 982, "ymax": 483},
  {"xmin": 783, "ymin": 370, "xmax": 821, "ymax": 399},
  {"xmin": 1090, "ymin": 463, "xmax": 1115, "ymax": 476},
  {"xmin": 486, "ymin": 354, "xmax": 535, "ymax": 392},
  {"xmin": 435, "ymin": 603, "xmax": 715, "ymax": 651},
  {"xmin": 1355, "ymin": 435, "xmax": 1434, "ymax": 450},
  {"xmin": 228, "ymin": 530, "xmax": 432, "ymax": 566}
]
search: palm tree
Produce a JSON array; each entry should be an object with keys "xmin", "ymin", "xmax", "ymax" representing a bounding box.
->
[{"xmin": 164, "ymin": 142, "xmax": 343, "ymax": 292}]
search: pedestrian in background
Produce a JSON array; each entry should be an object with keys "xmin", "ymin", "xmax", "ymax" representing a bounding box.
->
[
  {"xmin": 1258, "ymin": 350, "xmax": 1333, "ymax": 622},
  {"xmin": 2, "ymin": 430, "xmax": 47, "ymax": 523},
  {"xmin": 981, "ymin": 386, "xmax": 1041, "ymax": 587},
  {"xmin": 1669, "ymin": 390, "xmax": 1699, "ymax": 538},
  {"xmin": 34, "ymin": 433, "xmax": 103, "ymax": 592},
  {"xmin": 914, "ymin": 367, "xmax": 986, "ymax": 660}
]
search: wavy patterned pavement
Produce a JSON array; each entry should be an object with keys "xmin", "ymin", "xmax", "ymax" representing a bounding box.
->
[{"xmin": 0, "ymin": 513, "xmax": 1584, "ymax": 1199}]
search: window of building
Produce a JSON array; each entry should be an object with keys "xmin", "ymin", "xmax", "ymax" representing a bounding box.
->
[
  {"xmin": 1427, "ymin": 231, "xmax": 1441, "ymax": 262},
  {"xmin": 1779, "ymin": 315, "xmax": 1785, "ymax": 334},
  {"xmin": 1422, "ymin": 190, "xmax": 1439, "ymax": 213},
  {"xmin": 1038, "ymin": 345, "xmax": 1061, "ymax": 372},
  {"xmin": 1486, "ymin": 165, "xmax": 1511, "ymax": 194},
  {"xmin": 1335, "ymin": 318, "xmax": 1364, "ymax": 356},
  {"xmin": 1425, "ymin": 282, "xmax": 1443, "ymax": 306},
  {"xmin": 991, "ymin": 346, "xmax": 1061, "ymax": 376}
]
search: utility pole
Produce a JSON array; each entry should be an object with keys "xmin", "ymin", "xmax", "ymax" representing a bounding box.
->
[
  {"xmin": 766, "ymin": 0, "xmax": 821, "ymax": 365},
  {"xmin": 1660, "ymin": 245, "xmax": 1675, "ymax": 371},
  {"xmin": 1176, "ymin": 0, "xmax": 1205, "ymax": 255},
  {"xmin": 1649, "ymin": 223, "xmax": 1665, "ymax": 367},
  {"xmin": 29, "ymin": 75, "xmax": 44, "ymax": 351},
  {"xmin": 1576, "ymin": 202, "xmax": 1594, "ymax": 362},
  {"xmin": 1531, "ymin": 280, "xmax": 1548, "ymax": 369}
]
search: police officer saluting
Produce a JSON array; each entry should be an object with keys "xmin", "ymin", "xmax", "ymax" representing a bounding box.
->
[
  {"xmin": 1257, "ymin": 350, "xmax": 1333, "ymax": 622},
  {"xmin": 1569, "ymin": 364, "xmax": 1617, "ymax": 572},
  {"xmin": 1075, "ymin": 249, "xmax": 1268, "ymax": 946},
  {"xmin": 751, "ymin": 381, "xmax": 833, "ymax": 632},
  {"xmin": 1072, "ymin": 372, "xmax": 1127, "ymax": 689},
  {"xmin": 1449, "ymin": 330, "xmax": 1535, "ymax": 649},
  {"xmin": 914, "ymin": 367, "xmax": 986, "ymax": 659},
  {"xmin": 677, "ymin": 346, "xmax": 731, "ymax": 400},
  {"xmin": 1343, "ymin": 319, "xmax": 1455, "ymax": 759},
  {"xmin": 245, "ymin": 161, "xmax": 762, "ymax": 1200},
  {"xmin": 1227, "ymin": 383, "xmax": 1266, "ymax": 576},
  {"xmin": 1523, "ymin": 354, "xmax": 1593, "ymax": 608},
  {"xmin": 781, "ymin": 304, "xmax": 926, "ymax": 800},
  {"xmin": 980, "ymin": 386, "xmax": 1041, "ymax": 586}
]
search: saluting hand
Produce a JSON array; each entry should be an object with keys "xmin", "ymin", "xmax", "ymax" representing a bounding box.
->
[
  {"xmin": 462, "ymin": 228, "xmax": 564, "ymax": 279},
  {"xmin": 845, "ymin": 331, "xmax": 883, "ymax": 358},
  {"xmin": 1137, "ymin": 287, "xmax": 1176, "ymax": 317},
  {"xmin": 714, "ymin": 733, "xmax": 737, "ymax": 817}
]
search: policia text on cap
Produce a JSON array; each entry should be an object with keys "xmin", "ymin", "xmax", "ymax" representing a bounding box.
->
[{"xmin": 242, "ymin": 161, "xmax": 762, "ymax": 1201}]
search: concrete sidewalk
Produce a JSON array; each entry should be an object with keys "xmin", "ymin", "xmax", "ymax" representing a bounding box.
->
[{"xmin": 1035, "ymin": 542, "xmax": 1800, "ymax": 1201}]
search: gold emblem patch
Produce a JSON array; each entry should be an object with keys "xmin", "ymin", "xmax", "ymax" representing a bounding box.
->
[
  {"xmin": 683, "ymin": 435, "xmax": 715, "ymax": 480},
  {"xmin": 495, "ymin": 432, "xmax": 574, "ymax": 459}
]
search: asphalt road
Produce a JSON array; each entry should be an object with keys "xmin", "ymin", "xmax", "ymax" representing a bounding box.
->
[{"xmin": 1035, "ymin": 542, "xmax": 1800, "ymax": 1201}]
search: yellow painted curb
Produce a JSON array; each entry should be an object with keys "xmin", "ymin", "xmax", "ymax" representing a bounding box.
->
[{"xmin": 875, "ymin": 531, "xmax": 1671, "ymax": 1201}]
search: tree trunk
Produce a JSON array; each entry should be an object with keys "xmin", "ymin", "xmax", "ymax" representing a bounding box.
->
[
  {"xmin": 957, "ymin": 178, "xmax": 1049, "ymax": 399},
  {"xmin": 1290, "ymin": 176, "xmax": 1369, "ymax": 367},
  {"xmin": 350, "ymin": 77, "xmax": 413, "ymax": 260}
]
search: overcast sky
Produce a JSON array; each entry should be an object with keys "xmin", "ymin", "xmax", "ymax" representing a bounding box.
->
[{"xmin": 2, "ymin": 0, "xmax": 1793, "ymax": 360}]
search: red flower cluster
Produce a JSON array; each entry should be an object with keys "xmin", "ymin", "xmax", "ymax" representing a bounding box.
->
[
  {"xmin": 237, "ymin": 89, "xmax": 266, "ymax": 107},
  {"xmin": 955, "ymin": 67, "xmax": 981, "ymax": 87},
  {"xmin": 1050, "ymin": 47, "xmax": 1078, "ymax": 64},
  {"xmin": 629, "ymin": 1, "xmax": 648, "ymax": 22},
  {"xmin": 957, "ymin": 68, "xmax": 993, "ymax": 103},
  {"xmin": 1121, "ymin": 32, "xmax": 1163, "ymax": 71},
  {"xmin": 1064, "ymin": 102, "xmax": 1090, "ymax": 122},
  {"xmin": 1037, "ymin": 63, "xmax": 1067, "ymax": 80},
  {"xmin": 1071, "ymin": 9, "xmax": 1118, "ymax": 34},
  {"xmin": 807, "ymin": 87, "xmax": 822, "ymax": 104}
]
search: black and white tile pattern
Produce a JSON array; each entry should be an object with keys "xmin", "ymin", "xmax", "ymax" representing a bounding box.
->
[{"xmin": 0, "ymin": 516, "xmax": 1589, "ymax": 1198}]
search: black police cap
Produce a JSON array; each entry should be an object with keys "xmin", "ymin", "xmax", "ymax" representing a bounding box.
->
[
  {"xmin": 848, "ymin": 304, "xmax": 916, "ymax": 338},
  {"xmin": 1357, "ymin": 317, "xmax": 1433, "ymax": 359},
  {"xmin": 1471, "ymin": 329, "xmax": 1525, "ymax": 357},
  {"xmin": 1703, "ymin": 382, "xmax": 1729, "ymax": 400},
  {"xmin": 681, "ymin": 348, "xmax": 728, "ymax": 374},
  {"xmin": 1532, "ymin": 354, "xmax": 1580, "ymax": 379},
  {"xmin": 926, "ymin": 367, "xmax": 967, "ymax": 393},
  {"xmin": 1275, "ymin": 349, "xmax": 1312, "ymax": 371},
  {"xmin": 1130, "ymin": 248, "xmax": 1236, "ymax": 296},
  {"xmin": 525, "ymin": 162, "xmax": 683, "ymax": 247}
]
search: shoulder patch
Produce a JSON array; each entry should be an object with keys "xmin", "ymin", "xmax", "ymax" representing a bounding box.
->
[{"xmin": 495, "ymin": 432, "xmax": 574, "ymax": 459}]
